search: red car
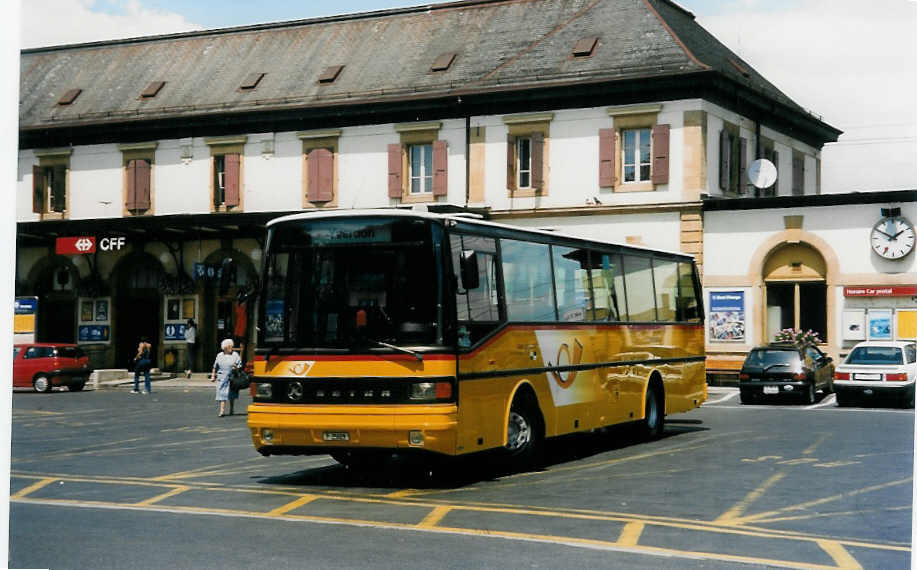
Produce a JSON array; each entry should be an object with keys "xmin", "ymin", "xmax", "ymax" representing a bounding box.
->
[{"xmin": 13, "ymin": 343, "xmax": 92, "ymax": 392}]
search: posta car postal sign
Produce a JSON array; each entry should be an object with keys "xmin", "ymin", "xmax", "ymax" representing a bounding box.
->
[{"xmin": 56, "ymin": 236, "xmax": 127, "ymax": 254}]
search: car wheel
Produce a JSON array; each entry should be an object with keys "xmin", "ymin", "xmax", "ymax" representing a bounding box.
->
[
  {"xmin": 739, "ymin": 389, "xmax": 755, "ymax": 405},
  {"xmin": 801, "ymin": 382, "xmax": 815, "ymax": 405},
  {"xmin": 504, "ymin": 394, "xmax": 543, "ymax": 469},
  {"xmin": 33, "ymin": 375, "xmax": 52, "ymax": 393},
  {"xmin": 639, "ymin": 381, "xmax": 665, "ymax": 440},
  {"xmin": 69, "ymin": 382, "xmax": 85, "ymax": 392}
]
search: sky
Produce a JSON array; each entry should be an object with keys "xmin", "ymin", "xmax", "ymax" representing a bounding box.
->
[{"xmin": 15, "ymin": 0, "xmax": 917, "ymax": 192}]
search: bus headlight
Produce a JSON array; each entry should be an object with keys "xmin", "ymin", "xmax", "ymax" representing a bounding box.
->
[
  {"xmin": 255, "ymin": 383, "xmax": 273, "ymax": 399},
  {"xmin": 409, "ymin": 381, "xmax": 453, "ymax": 401}
]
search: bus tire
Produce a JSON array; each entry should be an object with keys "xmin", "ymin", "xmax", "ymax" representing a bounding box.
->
[
  {"xmin": 639, "ymin": 380, "xmax": 664, "ymax": 440},
  {"xmin": 504, "ymin": 394, "xmax": 542, "ymax": 469}
]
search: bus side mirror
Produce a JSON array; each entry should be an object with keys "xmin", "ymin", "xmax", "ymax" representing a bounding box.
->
[{"xmin": 460, "ymin": 250, "xmax": 480, "ymax": 290}]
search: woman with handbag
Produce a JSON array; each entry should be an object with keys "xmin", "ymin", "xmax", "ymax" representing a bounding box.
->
[
  {"xmin": 132, "ymin": 337, "xmax": 153, "ymax": 394},
  {"xmin": 210, "ymin": 338, "xmax": 241, "ymax": 417}
]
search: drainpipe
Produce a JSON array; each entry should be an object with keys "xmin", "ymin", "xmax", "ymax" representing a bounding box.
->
[{"xmin": 465, "ymin": 113, "xmax": 470, "ymax": 208}]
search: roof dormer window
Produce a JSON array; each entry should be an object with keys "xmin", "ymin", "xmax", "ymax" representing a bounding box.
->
[
  {"xmin": 572, "ymin": 37, "xmax": 598, "ymax": 57},
  {"xmin": 318, "ymin": 65, "xmax": 344, "ymax": 84},
  {"xmin": 57, "ymin": 89, "xmax": 81, "ymax": 106},
  {"xmin": 240, "ymin": 72, "xmax": 265, "ymax": 90},
  {"xmin": 431, "ymin": 53, "xmax": 456, "ymax": 72},
  {"xmin": 140, "ymin": 81, "xmax": 165, "ymax": 99}
]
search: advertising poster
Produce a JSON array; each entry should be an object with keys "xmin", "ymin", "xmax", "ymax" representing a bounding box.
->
[
  {"xmin": 709, "ymin": 291, "xmax": 745, "ymax": 341},
  {"xmin": 78, "ymin": 325, "xmax": 110, "ymax": 343},
  {"xmin": 14, "ymin": 297, "xmax": 38, "ymax": 335},
  {"xmin": 842, "ymin": 309, "xmax": 867, "ymax": 341},
  {"xmin": 868, "ymin": 309, "xmax": 893, "ymax": 340},
  {"xmin": 164, "ymin": 323, "xmax": 187, "ymax": 342},
  {"xmin": 94, "ymin": 299, "xmax": 108, "ymax": 321}
]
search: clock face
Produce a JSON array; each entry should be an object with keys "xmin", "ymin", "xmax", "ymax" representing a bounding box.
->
[{"xmin": 870, "ymin": 216, "xmax": 916, "ymax": 260}]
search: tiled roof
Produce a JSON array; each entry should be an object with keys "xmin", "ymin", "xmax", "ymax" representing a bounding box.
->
[{"xmin": 19, "ymin": 0, "xmax": 829, "ymax": 135}]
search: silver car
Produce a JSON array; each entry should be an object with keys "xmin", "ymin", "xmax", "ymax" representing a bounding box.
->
[{"xmin": 833, "ymin": 341, "xmax": 916, "ymax": 408}]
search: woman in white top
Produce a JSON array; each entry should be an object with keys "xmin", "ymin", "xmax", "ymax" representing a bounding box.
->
[{"xmin": 210, "ymin": 338, "xmax": 242, "ymax": 417}]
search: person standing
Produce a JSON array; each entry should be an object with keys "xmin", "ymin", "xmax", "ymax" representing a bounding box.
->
[
  {"xmin": 210, "ymin": 338, "xmax": 241, "ymax": 417},
  {"xmin": 132, "ymin": 336, "xmax": 153, "ymax": 394},
  {"xmin": 184, "ymin": 318, "xmax": 197, "ymax": 378}
]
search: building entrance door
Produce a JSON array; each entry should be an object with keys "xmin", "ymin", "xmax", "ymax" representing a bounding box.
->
[{"xmin": 763, "ymin": 244, "xmax": 828, "ymax": 343}]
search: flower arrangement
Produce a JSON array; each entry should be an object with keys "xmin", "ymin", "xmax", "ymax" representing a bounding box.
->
[{"xmin": 774, "ymin": 328, "xmax": 822, "ymax": 345}]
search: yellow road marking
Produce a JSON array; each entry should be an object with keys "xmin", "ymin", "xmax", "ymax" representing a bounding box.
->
[
  {"xmin": 386, "ymin": 489, "xmax": 421, "ymax": 498},
  {"xmin": 803, "ymin": 433, "xmax": 830, "ymax": 455},
  {"xmin": 418, "ymin": 506, "xmax": 451, "ymax": 528},
  {"xmin": 733, "ymin": 477, "xmax": 913, "ymax": 525},
  {"xmin": 617, "ymin": 521, "xmax": 644, "ymax": 546},
  {"xmin": 714, "ymin": 472, "xmax": 786, "ymax": 524},
  {"xmin": 817, "ymin": 540, "xmax": 863, "ymax": 570},
  {"xmin": 11, "ymin": 437, "xmax": 147, "ymax": 463},
  {"xmin": 134, "ymin": 486, "xmax": 190, "ymax": 506},
  {"xmin": 11, "ymin": 477, "xmax": 56, "ymax": 499},
  {"xmin": 267, "ymin": 495, "xmax": 318, "ymax": 516},
  {"xmin": 750, "ymin": 505, "xmax": 912, "ymax": 525}
]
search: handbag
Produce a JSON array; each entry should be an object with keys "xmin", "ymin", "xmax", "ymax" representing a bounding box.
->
[{"xmin": 229, "ymin": 367, "xmax": 251, "ymax": 391}]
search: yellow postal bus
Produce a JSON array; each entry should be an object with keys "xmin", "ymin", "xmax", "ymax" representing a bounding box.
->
[{"xmin": 248, "ymin": 210, "xmax": 705, "ymax": 467}]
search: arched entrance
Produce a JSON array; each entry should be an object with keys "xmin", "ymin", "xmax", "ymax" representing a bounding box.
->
[
  {"xmin": 763, "ymin": 243, "xmax": 827, "ymax": 343},
  {"xmin": 34, "ymin": 258, "xmax": 79, "ymax": 343},
  {"xmin": 113, "ymin": 253, "xmax": 164, "ymax": 369},
  {"xmin": 202, "ymin": 249, "xmax": 257, "ymax": 362}
]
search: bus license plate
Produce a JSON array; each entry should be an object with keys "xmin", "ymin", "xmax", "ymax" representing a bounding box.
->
[
  {"xmin": 323, "ymin": 431, "xmax": 350, "ymax": 442},
  {"xmin": 763, "ymin": 386, "xmax": 779, "ymax": 394}
]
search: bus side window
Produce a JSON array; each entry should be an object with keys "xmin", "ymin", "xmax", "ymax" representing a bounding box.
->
[
  {"xmin": 676, "ymin": 261, "xmax": 701, "ymax": 322},
  {"xmin": 621, "ymin": 255, "xmax": 656, "ymax": 322},
  {"xmin": 652, "ymin": 258, "xmax": 678, "ymax": 322},
  {"xmin": 588, "ymin": 252, "xmax": 626, "ymax": 322},
  {"xmin": 552, "ymin": 246, "xmax": 591, "ymax": 322},
  {"xmin": 501, "ymin": 239, "xmax": 555, "ymax": 322},
  {"xmin": 450, "ymin": 234, "xmax": 500, "ymax": 347}
]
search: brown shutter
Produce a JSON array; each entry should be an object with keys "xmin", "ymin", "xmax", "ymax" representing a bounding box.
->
[
  {"xmin": 738, "ymin": 137, "xmax": 747, "ymax": 194},
  {"xmin": 719, "ymin": 129, "xmax": 730, "ymax": 191},
  {"xmin": 598, "ymin": 128, "xmax": 615, "ymax": 187},
  {"xmin": 32, "ymin": 165, "xmax": 44, "ymax": 213},
  {"xmin": 135, "ymin": 159, "xmax": 151, "ymax": 210},
  {"xmin": 51, "ymin": 165, "xmax": 67, "ymax": 212},
  {"xmin": 506, "ymin": 135, "xmax": 517, "ymax": 191},
  {"xmin": 387, "ymin": 144, "xmax": 403, "ymax": 198},
  {"xmin": 531, "ymin": 132, "xmax": 544, "ymax": 190},
  {"xmin": 650, "ymin": 124, "xmax": 670, "ymax": 185},
  {"xmin": 307, "ymin": 148, "xmax": 333, "ymax": 202},
  {"xmin": 126, "ymin": 160, "xmax": 138, "ymax": 209},
  {"xmin": 432, "ymin": 140, "xmax": 448, "ymax": 196},
  {"xmin": 224, "ymin": 154, "xmax": 240, "ymax": 206}
]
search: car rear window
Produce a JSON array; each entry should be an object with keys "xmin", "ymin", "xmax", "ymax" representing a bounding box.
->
[
  {"xmin": 846, "ymin": 346, "xmax": 904, "ymax": 365},
  {"xmin": 745, "ymin": 349, "xmax": 799, "ymax": 367},
  {"xmin": 57, "ymin": 347, "xmax": 84, "ymax": 359}
]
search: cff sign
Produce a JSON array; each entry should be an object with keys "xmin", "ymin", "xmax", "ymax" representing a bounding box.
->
[
  {"xmin": 56, "ymin": 236, "xmax": 127, "ymax": 254},
  {"xmin": 56, "ymin": 236, "xmax": 95, "ymax": 254}
]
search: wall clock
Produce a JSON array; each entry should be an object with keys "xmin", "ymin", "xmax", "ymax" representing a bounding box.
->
[{"xmin": 871, "ymin": 214, "xmax": 915, "ymax": 260}]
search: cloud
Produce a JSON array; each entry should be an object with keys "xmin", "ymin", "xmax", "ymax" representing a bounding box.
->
[
  {"xmin": 21, "ymin": 0, "xmax": 202, "ymax": 49},
  {"xmin": 695, "ymin": 0, "xmax": 917, "ymax": 130}
]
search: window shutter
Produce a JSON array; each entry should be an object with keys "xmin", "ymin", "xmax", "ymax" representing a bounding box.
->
[
  {"xmin": 135, "ymin": 159, "xmax": 151, "ymax": 210},
  {"xmin": 792, "ymin": 155, "xmax": 804, "ymax": 195},
  {"xmin": 738, "ymin": 137, "xmax": 747, "ymax": 194},
  {"xmin": 432, "ymin": 140, "xmax": 448, "ymax": 196},
  {"xmin": 387, "ymin": 144, "xmax": 403, "ymax": 198},
  {"xmin": 598, "ymin": 128, "xmax": 615, "ymax": 187},
  {"xmin": 531, "ymin": 132, "xmax": 544, "ymax": 190},
  {"xmin": 52, "ymin": 165, "xmax": 67, "ymax": 212},
  {"xmin": 32, "ymin": 165, "xmax": 44, "ymax": 213},
  {"xmin": 506, "ymin": 135, "xmax": 517, "ymax": 191},
  {"xmin": 307, "ymin": 148, "xmax": 334, "ymax": 202},
  {"xmin": 650, "ymin": 124, "xmax": 670, "ymax": 185},
  {"xmin": 224, "ymin": 154, "xmax": 240, "ymax": 206},
  {"xmin": 718, "ymin": 129, "xmax": 730, "ymax": 191},
  {"xmin": 126, "ymin": 160, "xmax": 138, "ymax": 210}
]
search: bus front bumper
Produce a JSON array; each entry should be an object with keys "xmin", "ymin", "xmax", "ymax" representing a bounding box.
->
[{"xmin": 247, "ymin": 403, "xmax": 458, "ymax": 456}]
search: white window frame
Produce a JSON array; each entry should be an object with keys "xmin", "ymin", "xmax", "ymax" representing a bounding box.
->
[
  {"xmin": 517, "ymin": 136, "xmax": 532, "ymax": 189},
  {"xmin": 621, "ymin": 128, "xmax": 652, "ymax": 183},
  {"xmin": 213, "ymin": 155, "xmax": 227, "ymax": 205},
  {"xmin": 408, "ymin": 143, "xmax": 433, "ymax": 194}
]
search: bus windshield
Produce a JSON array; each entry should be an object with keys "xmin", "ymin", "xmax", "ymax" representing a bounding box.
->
[{"xmin": 260, "ymin": 216, "xmax": 442, "ymax": 349}]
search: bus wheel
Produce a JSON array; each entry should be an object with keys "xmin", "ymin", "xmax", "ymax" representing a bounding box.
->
[
  {"xmin": 640, "ymin": 382, "xmax": 664, "ymax": 440},
  {"xmin": 505, "ymin": 397, "xmax": 542, "ymax": 468}
]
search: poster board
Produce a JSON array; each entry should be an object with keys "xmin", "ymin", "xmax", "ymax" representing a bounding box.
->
[
  {"xmin": 841, "ymin": 309, "xmax": 866, "ymax": 341},
  {"xmin": 709, "ymin": 291, "xmax": 745, "ymax": 342},
  {"xmin": 867, "ymin": 309, "xmax": 893, "ymax": 340},
  {"xmin": 897, "ymin": 310, "xmax": 917, "ymax": 341}
]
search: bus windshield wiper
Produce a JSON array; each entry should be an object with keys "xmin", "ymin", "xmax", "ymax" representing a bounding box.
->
[{"xmin": 371, "ymin": 339, "xmax": 423, "ymax": 361}]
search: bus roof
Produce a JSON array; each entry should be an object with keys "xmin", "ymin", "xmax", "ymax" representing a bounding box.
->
[{"xmin": 266, "ymin": 209, "xmax": 695, "ymax": 260}]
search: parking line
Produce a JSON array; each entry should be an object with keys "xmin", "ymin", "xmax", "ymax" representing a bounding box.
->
[
  {"xmin": 817, "ymin": 540, "xmax": 863, "ymax": 570},
  {"xmin": 805, "ymin": 395, "xmax": 836, "ymax": 410},
  {"xmin": 134, "ymin": 486, "xmax": 190, "ymax": 506},
  {"xmin": 267, "ymin": 494, "xmax": 318, "ymax": 516},
  {"xmin": 704, "ymin": 391, "xmax": 738, "ymax": 405},
  {"xmin": 11, "ymin": 477, "xmax": 56, "ymax": 499},
  {"xmin": 417, "ymin": 505, "xmax": 451, "ymax": 528},
  {"xmin": 617, "ymin": 521, "xmax": 644, "ymax": 546},
  {"xmin": 714, "ymin": 472, "xmax": 786, "ymax": 524}
]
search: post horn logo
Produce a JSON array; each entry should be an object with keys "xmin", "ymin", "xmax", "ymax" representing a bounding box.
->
[{"xmin": 548, "ymin": 339, "xmax": 583, "ymax": 388}]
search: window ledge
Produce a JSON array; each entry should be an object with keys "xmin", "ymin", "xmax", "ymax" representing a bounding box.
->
[
  {"xmin": 614, "ymin": 181, "xmax": 655, "ymax": 193},
  {"xmin": 401, "ymin": 193, "xmax": 436, "ymax": 203}
]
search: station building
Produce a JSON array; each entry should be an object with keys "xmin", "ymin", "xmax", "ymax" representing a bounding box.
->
[{"xmin": 14, "ymin": 0, "xmax": 914, "ymax": 376}]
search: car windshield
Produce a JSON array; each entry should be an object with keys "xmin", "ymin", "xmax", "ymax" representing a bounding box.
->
[
  {"xmin": 57, "ymin": 347, "xmax": 84, "ymax": 359},
  {"xmin": 845, "ymin": 346, "xmax": 903, "ymax": 365},
  {"xmin": 260, "ymin": 216, "xmax": 442, "ymax": 349},
  {"xmin": 745, "ymin": 349, "xmax": 799, "ymax": 368}
]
